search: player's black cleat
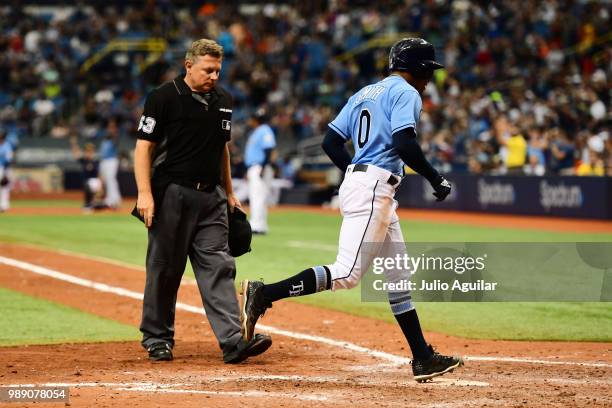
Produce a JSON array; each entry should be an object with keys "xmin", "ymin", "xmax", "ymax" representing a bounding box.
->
[
  {"xmin": 240, "ymin": 280, "xmax": 272, "ymax": 341},
  {"xmin": 223, "ymin": 333, "xmax": 272, "ymax": 364},
  {"xmin": 412, "ymin": 345, "xmax": 463, "ymax": 382},
  {"xmin": 147, "ymin": 342, "xmax": 173, "ymax": 361}
]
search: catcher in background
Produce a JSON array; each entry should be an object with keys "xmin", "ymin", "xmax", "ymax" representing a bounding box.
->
[
  {"xmin": 241, "ymin": 38, "xmax": 463, "ymax": 382},
  {"xmin": 70, "ymin": 136, "xmax": 104, "ymax": 212},
  {"xmin": 245, "ymin": 107, "xmax": 276, "ymax": 235},
  {"xmin": 0, "ymin": 129, "xmax": 14, "ymax": 212}
]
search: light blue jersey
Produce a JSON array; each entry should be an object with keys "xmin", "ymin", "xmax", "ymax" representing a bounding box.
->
[
  {"xmin": 0, "ymin": 140, "xmax": 14, "ymax": 168},
  {"xmin": 99, "ymin": 139, "xmax": 118, "ymax": 160},
  {"xmin": 328, "ymin": 75, "xmax": 422, "ymax": 175},
  {"xmin": 245, "ymin": 124, "xmax": 276, "ymax": 167}
]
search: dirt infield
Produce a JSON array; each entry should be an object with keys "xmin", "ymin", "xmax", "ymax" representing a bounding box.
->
[{"xmin": 0, "ymin": 243, "xmax": 610, "ymax": 407}]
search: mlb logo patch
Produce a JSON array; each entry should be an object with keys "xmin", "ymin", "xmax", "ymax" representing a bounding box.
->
[{"xmin": 222, "ymin": 120, "xmax": 231, "ymax": 131}]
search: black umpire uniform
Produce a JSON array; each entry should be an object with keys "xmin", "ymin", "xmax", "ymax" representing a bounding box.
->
[{"xmin": 136, "ymin": 75, "xmax": 252, "ymax": 361}]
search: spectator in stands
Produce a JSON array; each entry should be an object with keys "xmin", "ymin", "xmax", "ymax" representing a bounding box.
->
[
  {"xmin": 468, "ymin": 135, "xmax": 498, "ymax": 174},
  {"xmin": 524, "ymin": 128, "xmax": 547, "ymax": 176},
  {"xmin": 576, "ymin": 150, "xmax": 605, "ymax": 176},
  {"xmin": 0, "ymin": 1, "xmax": 609, "ymax": 179},
  {"xmin": 495, "ymin": 117, "xmax": 527, "ymax": 175},
  {"xmin": 549, "ymin": 128, "xmax": 576, "ymax": 175}
]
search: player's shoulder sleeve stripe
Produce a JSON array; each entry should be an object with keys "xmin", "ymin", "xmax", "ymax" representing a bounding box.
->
[
  {"xmin": 329, "ymin": 123, "xmax": 349, "ymax": 139},
  {"xmin": 392, "ymin": 123, "xmax": 415, "ymax": 134}
]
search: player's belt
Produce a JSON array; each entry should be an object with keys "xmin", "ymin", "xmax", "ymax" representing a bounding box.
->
[
  {"xmin": 172, "ymin": 179, "xmax": 217, "ymax": 192},
  {"xmin": 352, "ymin": 164, "xmax": 400, "ymax": 186}
]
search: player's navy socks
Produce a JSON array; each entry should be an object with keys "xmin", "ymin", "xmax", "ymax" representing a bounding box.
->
[
  {"xmin": 262, "ymin": 266, "xmax": 331, "ymax": 302},
  {"xmin": 394, "ymin": 309, "xmax": 432, "ymax": 361}
]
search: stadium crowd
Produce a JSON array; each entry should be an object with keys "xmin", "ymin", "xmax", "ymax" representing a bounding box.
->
[{"xmin": 0, "ymin": 0, "xmax": 609, "ymax": 177}]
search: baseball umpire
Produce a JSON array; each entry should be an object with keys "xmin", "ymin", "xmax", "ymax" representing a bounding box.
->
[
  {"xmin": 134, "ymin": 38, "xmax": 271, "ymax": 363},
  {"xmin": 241, "ymin": 38, "xmax": 463, "ymax": 382}
]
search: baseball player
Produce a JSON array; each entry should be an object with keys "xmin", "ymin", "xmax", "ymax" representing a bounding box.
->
[
  {"xmin": 0, "ymin": 129, "xmax": 14, "ymax": 212},
  {"xmin": 241, "ymin": 38, "xmax": 463, "ymax": 382},
  {"xmin": 245, "ymin": 108, "xmax": 276, "ymax": 234},
  {"xmin": 99, "ymin": 121, "xmax": 122, "ymax": 209},
  {"xmin": 70, "ymin": 137, "xmax": 104, "ymax": 212}
]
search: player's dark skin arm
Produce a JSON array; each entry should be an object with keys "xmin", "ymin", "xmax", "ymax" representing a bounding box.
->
[
  {"xmin": 392, "ymin": 127, "xmax": 450, "ymax": 201},
  {"xmin": 321, "ymin": 128, "xmax": 352, "ymax": 172}
]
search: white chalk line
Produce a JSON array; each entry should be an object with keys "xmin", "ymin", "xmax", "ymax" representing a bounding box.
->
[
  {"xmin": 3, "ymin": 375, "xmax": 489, "ymax": 392},
  {"xmin": 1, "ymin": 255, "xmax": 610, "ymax": 370},
  {"xmin": 4, "ymin": 382, "xmax": 185, "ymax": 388},
  {"xmin": 204, "ymin": 374, "xmax": 338, "ymax": 383},
  {"xmin": 8, "ymin": 375, "xmax": 610, "ymax": 390},
  {"xmin": 464, "ymin": 355, "xmax": 611, "ymax": 368},
  {"xmin": 194, "ymin": 374, "xmax": 489, "ymax": 388},
  {"xmin": 117, "ymin": 387, "xmax": 328, "ymax": 401},
  {"xmin": 1, "ymin": 242, "xmax": 199, "ymax": 286},
  {"xmin": 543, "ymin": 377, "xmax": 612, "ymax": 385},
  {"xmin": 2, "ymin": 242, "xmax": 146, "ymax": 272},
  {"xmin": 421, "ymin": 398, "xmax": 505, "ymax": 408}
]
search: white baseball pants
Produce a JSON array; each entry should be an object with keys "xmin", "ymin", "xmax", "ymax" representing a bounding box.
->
[
  {"xmin": 100, "ymin": 157, "xmax": 121, "ymax": 208},
  {"xmin": 247, "ymin": 165, "xmax": 273, "ymax": 233},
  {"xmin": 326, "ymin": 164, "xmax": 411, "ymax": 294},
  {"xmin": 0, "ymin": 167, "xmax": 10, "ymax": 211}
]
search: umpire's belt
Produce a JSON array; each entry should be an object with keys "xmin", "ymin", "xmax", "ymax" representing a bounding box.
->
[
  {"xmin": 349, "ymin": 164, "xmax": 400, "ymax": 186},
  {"xmin": 172, "ymin": 179, "xmax": 217, "ymax": 192}
]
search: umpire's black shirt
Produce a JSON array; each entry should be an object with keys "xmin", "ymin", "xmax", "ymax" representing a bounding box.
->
[{"xmin": 137, "ymin": 75, "xmax": 233, "ymax": 185}]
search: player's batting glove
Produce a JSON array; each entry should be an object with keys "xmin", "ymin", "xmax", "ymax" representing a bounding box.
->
[{"xmin": 431, "ymin": 175, "xmax": 451, "ymax": 202}]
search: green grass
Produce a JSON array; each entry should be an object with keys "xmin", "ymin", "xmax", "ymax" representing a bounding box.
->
[
  {"xmin": 1, "ymin": 203, "xmax": 611, "ymax": 342},
  {"xmin": 0, "ymin": 287, "xmax": 139, "ymax": 346}
]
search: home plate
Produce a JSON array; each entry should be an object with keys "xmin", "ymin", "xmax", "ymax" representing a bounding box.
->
[{"xmin": 426, "ymin": 379, "xmax": 490, "ymax": 387}]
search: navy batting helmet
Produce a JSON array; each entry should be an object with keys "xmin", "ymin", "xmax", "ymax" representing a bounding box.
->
[
  {"xmin": 388, "ymin": 38, "xmax": 444, "ymax": 78},
  {"xmin": 252, "ymin": 106, "xmax": 269, "ymax": 123}
]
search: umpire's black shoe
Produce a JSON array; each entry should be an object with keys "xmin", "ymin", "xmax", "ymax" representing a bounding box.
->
[
  {"xmin": 147, "ymin": 342, "xmax": 173, "ymax": 361},
  {"xmin": 240, "ymin": 280, "xmax": 272, "ymax": 341},
  {"xmin": 412, "ymin": 345, "xmax": 463, "ymax": 382},
  {"xmin": 223, "ymin": 333, "xmax": 272, "ymax": 364}
]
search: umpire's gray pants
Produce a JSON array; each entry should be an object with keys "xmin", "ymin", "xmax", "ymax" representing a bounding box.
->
[{"xmin": 140, "ymin": 183, "xmax": 242, "ymax": 352}]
